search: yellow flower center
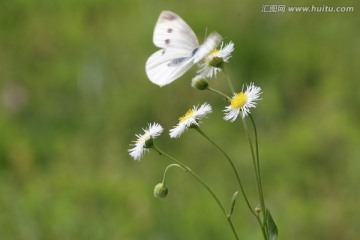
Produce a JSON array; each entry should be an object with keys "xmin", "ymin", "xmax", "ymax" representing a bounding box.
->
[
  {"xmin": 210, "ymin": 48, "xmax": 220, "ymax": 55},
  {"xmin": 179, "ymin": 109, "xmax": 194, "ymax": 122},
  {"xmin": 205, "ymin": 49, "xmax": 219, "ymax": 62},
  {"xmin": 231, "ymin": 92, "xmax": 248, "ymax": 109}
]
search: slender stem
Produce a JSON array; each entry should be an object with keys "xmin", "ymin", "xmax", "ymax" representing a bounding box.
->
[
  {"xmin": 241, "ymin": 117, "xmax": 267, "ymax": 239},
  {"xmin": 195, "ymin": 126, "xmax": 268, "ymax": 238},
  {"xmin": 222, "ymin": 67, "xmax": 235, "ymax": 94},
  {"xmin": 152, "ymin": 144, "xmax": 239, "ymax": 240},
  {"xmin": 207, "ymin": 87, "xmax": 231, "ymax": 100},
  {"xmin": 162, "ymin": 164, "xmax": 182, "ymax": 183},
  {"xmin": 256, "ymin": 214, "xmax": 268, "ymax": 239},
  {"xmin": 194, "ymin": 127, "xmax": 257, "ymax": 217},
  {"xmin": 249, "ymin": 114, "xmax": 265, "ymax": 212},
  {"xmin": 249, "ymin": 114, "xmax": 268, "ymax": 238}
]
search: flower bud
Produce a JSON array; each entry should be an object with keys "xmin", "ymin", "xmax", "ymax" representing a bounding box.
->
[
  {"xmin": 144, "ymin": 137, "xmax": 154, "ymax": 148},
  {"xmin": 255, "ymin": 206, "xmax": 262, "ymax": 214},
  {"xmin": 154, "ymin": 183, "xmax": 168, "ymax": 199},
  {"xmin": 209, "ymin": 56, "xmax": 224, "ymax": 68},
  {"xmin": 191, "ymin": 75, "xmax": 209, "ymax": 90}
]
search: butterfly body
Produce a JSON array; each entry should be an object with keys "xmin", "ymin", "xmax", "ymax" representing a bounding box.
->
[{"xmin": 146, "ymin": 11, "xmax": 222, "ymax": 87}]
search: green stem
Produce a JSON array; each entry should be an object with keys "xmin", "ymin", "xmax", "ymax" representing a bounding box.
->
[
  {"xmin": 162, "ymin": 164, "xmax": 182, "ymax": 184},
  {"xmin": 249, "ymin": 114, "xmax": 268, "ymax": 238},
  {"xmin": 256, "ymin": 214, "xmax": 268, "ymax": 239},
  {"xmin": 222, "ymin": 67, "xmax": 235, "ymax": 94},
  {"xmin": 194, "ymin": 127, "xmax": 256, "ymax": 217},
  {"xmin": 207, "ymin": 87, "xmax": 231, "ymax": 100},
  {"xmin": 241, "ymin": 117, "xmax": 267, "ymax": 239},
  {"xmin": 152, "ymin": 144, "xmax": 239, "ymax": 240},
  {"xmin": 249, "ymin": 114, "xmax": 265, "ymax": 213}
]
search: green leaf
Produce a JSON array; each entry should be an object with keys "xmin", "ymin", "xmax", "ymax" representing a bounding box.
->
[
  {"xmin": 265, "ymin": 208, "xmax": 278, "ymax": 240},
  {"xmin": 229, "ymin": 191, "xmax": 239, "ymax": 216}
]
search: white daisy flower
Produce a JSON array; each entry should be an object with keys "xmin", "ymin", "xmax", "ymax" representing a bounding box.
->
[
  {"xmin": 170, "ymin": 103, "xmax": 212, "ymax": 138},
  {"xmin": 128, "ymin": 123, "xmax": 164, "ymax": 160},
  {"xmin": 197, "ymin": 41, "xmax": 235, "ymax": 78},
  {"xmin": 224, "ymin": 83, "xmax": 262, "ymax": 122}
]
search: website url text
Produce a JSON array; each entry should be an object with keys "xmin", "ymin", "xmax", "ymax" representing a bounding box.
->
[{"xmin": 261, "ymin": 5, "xmax": 354, "ymax": 13}]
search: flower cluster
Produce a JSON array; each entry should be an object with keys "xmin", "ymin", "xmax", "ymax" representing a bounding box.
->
[
  {"xmin": 129, "ymin": 39, "xmax": 263, "ymax": 161},
  {"xmin": 130, "ymin": 12, "xmax": 277, "ymax": 239},
  {"xmin": 128, "ymin": 103, "xmax": 212, "ymax": 161},
  {"xmin": 129, "ymin": 83, "xmax": 261, "ymax": 160}
]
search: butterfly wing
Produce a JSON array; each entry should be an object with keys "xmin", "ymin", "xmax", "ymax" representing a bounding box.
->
[
  {"xmin": 193, "ymin": 32, "xmax": 222, "ymax": 63},
  {"xmin": 146, "ymin": 11, "xmax": 200, "ymax": 87},
  {"xmin": 146, "ymin": 48, "xmax": 195, "ymax": 87},
  {"xmin": 153, "ymin": 11, "xmax": 199, "ymax": 50}
]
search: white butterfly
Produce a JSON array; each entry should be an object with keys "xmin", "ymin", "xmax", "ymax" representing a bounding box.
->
[{"xmin": 146, "ymin": 11, "xmax": 222, "ymax": 87}]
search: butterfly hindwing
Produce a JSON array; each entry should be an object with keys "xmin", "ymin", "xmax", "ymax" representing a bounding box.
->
[{"xmin": 146, "ymin": 48, "xmax": 195, "ymax": 87}]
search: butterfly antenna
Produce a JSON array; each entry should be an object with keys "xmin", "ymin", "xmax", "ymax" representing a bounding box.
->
[{"xmin": 204, "ymin": 27, "xmax": 208, "ymax": 40}]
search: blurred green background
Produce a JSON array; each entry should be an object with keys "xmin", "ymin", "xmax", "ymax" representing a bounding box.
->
[{"xmin": 1, "ymin": 0, "xmax": 359, "ymax": 239}]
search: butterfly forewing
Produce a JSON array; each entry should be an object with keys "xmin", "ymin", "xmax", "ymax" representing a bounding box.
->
[{"xmin": 153, "ymin": 11, "xmax": 199, "ymax": 51}]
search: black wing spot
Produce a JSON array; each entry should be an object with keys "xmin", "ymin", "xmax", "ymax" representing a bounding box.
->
[
  {"xmin": 165, "ymin": 39, "xmax": 170, "ymax": 44},
  {"xmin": 167, "ymin": 49, "xmax": 197, "ymax": 67},
  {"xmin": 192, "ymin": 48, "xmax": 199, "ymax": 56},
  {"xmin": 162, "ymin": 12, "xmax": 177, "ymax": 21},
  {"xmin": 167, "ymin": 28, "xmax": 173, "ymax": 33},
  {"xmin": 167, "ymin": 57, "xmax": 189, "ymax": 67}
]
